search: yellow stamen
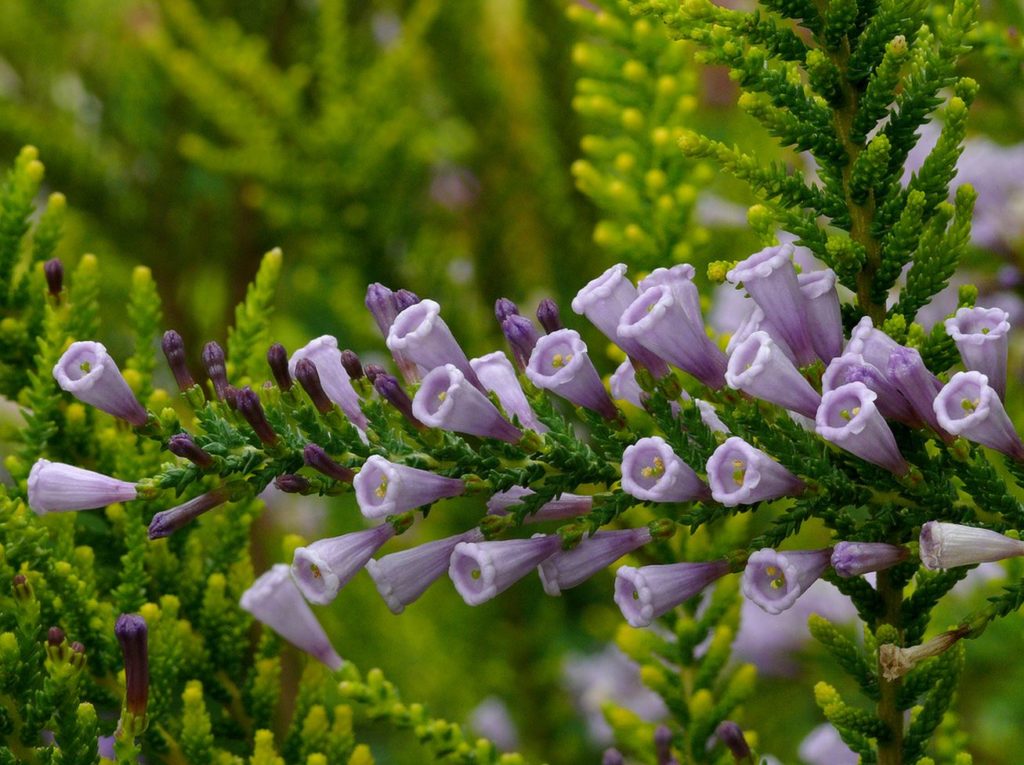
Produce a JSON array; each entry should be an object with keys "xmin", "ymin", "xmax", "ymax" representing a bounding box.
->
[
  {"xmin": 79, "ymin": 361, "xmax": 91, "ymax": 373},
  {"xmin": 732, "ymin": 458, "xmax": 745, "ymax": 485},
  {"xmin": 551, "ymin": 353, "xmax": 574, "ymax": 369},
  {"xmin": 961, "ymin": 397, "xmax": 979, "ymax": 412},
  {"xmin": 375, "ymin": 478, "xmax": 388, "ymax": 498},
  {"xmin": 471, "ymin": 569, "xmax": 481, "ymax": 580},
  {"xmin": 640, "ymin": 456, "xmax": 665, "ymax": 479},
  {"xmin": 310, "ymin": 563, "xmax": 321, "ymax": 579},
  {"xmin": 437, "ymin": 390, "xmax": 447, "ymax": 402}
]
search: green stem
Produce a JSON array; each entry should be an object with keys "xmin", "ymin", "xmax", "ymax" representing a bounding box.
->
[{"xmin": 875, "ymin": 570, "xmax": 904, "ymax": 765}]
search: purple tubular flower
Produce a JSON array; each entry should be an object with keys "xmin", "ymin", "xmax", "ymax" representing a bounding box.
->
[
  {"xmin": 572, "ymin": 264, "xmax": 670, "ymax": 376},
  {"xmin": 115, "ymin": 614, "xmax": 149, "ymax": 717},
  {"xmin": 501, "ymin": 314, "xmax": 541, "ymax": 371},
  {"xmin": 725, "ymin": 331, "xmax": 821, "ymax": 417},
  {"xmin": 365, "ymin": 283, "xmax": 419, "ymax": 383},
  {"xmin": 202, "ymin": 341, "xmax": 230, "ymax": 401},
  {"xmin": 486, "ymin": 486, "xmax": 593, "ymax": 523},
  {"xmin": 525, "ymin": 329, "xmax": 619, "ymax": 420},
  {"xmin": 536, "ymin": 298, "xmax": 563, "ymax": 333},
  {"xmin": 815, "ymin": 382, "xmax": 909, "ymax": 474},
  {"xmin": 823, "ymin": 353, "xmax": 918, "ymax": 424},
  {"xmin": 168, "ymin": 433, "xmax": 214, "ymax": 469},
  {"xmin": 845, "ymin": 316, "xmax": 899, "ymax": 370},
  {"xmin": 742, "ymin": 548, "xmax": 832, "ymax": 614},
  {"xmin": 236, "ymin": 387, "xmax": 278, "ymax": 445},
  {"xmin": 538, "ymin": 528, "xmax": 652, "ymax": 596},
  {"xmin": 161, "ymin": 330, "xmax": 195, "ymax": 391},
  {"xmin": 886, "ymin": 346, "xmax": 947, "ymax": 435},
  {"xmin": 696, "ymin": 400, "xmax": 730, "ymax": 434},
  {"xmin": 44, "ymin": 258, "xmax": 63, "ymax": 297},
  {"xmin": 726, "ymin": 244, "xmax": 817, "ymax": 366},
  {"xmin": 289, "ymin": 336, "xmax": 368, "ymax": 430},
  {"xmin": 294, "ymin": 358, "xmax": 334, "ymax": 414},
  {"xmin": 797, "ymin": 269, "xmax": 844, "ymax": 362},
  {"xmin": 373, "ymin": 373, "xmax": 424, "ymax": 428},
  {"xmin": 148, "ymin": 487, "xmax": 231, "ymax": 539},
  {"xmin": 706, "ymin": 437, "xmax": 803, "ymax": 506},
  {"xmin": 618, "ymin": 284, "xmax": 727, "ymax": 388},
  {"xmin": 340, "ymin": 349, "xmax": 363, "ymax": 381},
  {"xmin": 28, "ymin": 459, "xmax": 137, "ymax": 514},
  {"xmin": 240, "ymin": 564, "xmax": 343, "ymax": 670},
  {"xmin": 945, "ymin": 306, "xmax": 1010, "ymax": 399},
  {"xmin": 934, "ymin": 371, "xmax": 1024, "ymax": 459},
  {"xmin": 267, "ymin": 343, "xmax": 292, "ymax": 391},
  {"xmin": 610, "ymin": 360, "xmax": 644, "ymax": 408},
  {"xmin": 449, "ymin": 535, "xmax": 562, "ymax": 605},
  {"xmin": 366, "ymin": 529, "xmax": 485, "ymax": 613},
  {"xmin": 494, "ymin": 297, "xmax": 520, "ymax": 322},
  {"xmin": 614, "ymin": 560, "xmax": 730, "ymax": 627},
  {"xmin": 413, "ymin": 364, "xmax": 522, "ymax": 442},
  {"xmin": 387, "ymin": 299, "xmax": 483, "ymax": 390},
  {"xmin": 620, "ymin": 437, "xmax": 710, "ymax": 502},
  {"xmin": 353, "ymin": 455, "xmax": 465, "ymax": 518},
  {"xmin": 920, "ymin": 521, "xmax": 1024, "ymax": 569},
  {"xmin": 291, "ymin": 524, "xmax": 396, "ymax": 605},
  {"xmin": 303, "ymin": 443, "xmax": 355, "ymax": 483},
  {"xmin": 53, "ymin": 341, "xmax": 148, "ymax": 426},
  {"xmin": 470, "ymin": 351, "xmax": 547, "ymax": 432},
  {"xmin": 831, "ymin": 542, "xmax": 909, "ymax": 577}
]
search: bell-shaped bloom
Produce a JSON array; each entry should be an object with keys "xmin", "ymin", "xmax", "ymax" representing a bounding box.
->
[
  {"xmin": 526, "ymin": 329, "xmax": 618, "ymax": 419},
  {"xmin": 920, "ymin": 521, "xmax": 1024, "ymax": 569},
  {"xmin": 291, "ymin": 524, "xmax": 395, "ymax": 605},
  {"xmin": 797, "ymin": 269, "xmax": 844, "ymax": 362},
  {"xmin": 620, "ymin": 437, "xmax": 709, "ymax": 502},
  {"xmin": 240, "ymin": 564, "xmax": 343, "ymax": 670},
  {"xmin": 815, "ymin": 382, "xmax": 908, "ymax": 474},
  {"xmin": 726, "ymin": 244, "xmax": 816, "ymax": 366},
  {"xmin": 469, "ymin": 352, "xmax": 546, "ymax": 432},
  {"xmin": 618, "ymin": 284, "xmax": 727, "ymax": 388},
  {"xmin": 539, "ymin": 528, "xmax": 652, "ymax": 596},
  {"xmin": 413, "ymin": 364, "xmax": 522, "ymax": 442},
  {"xmin": 725, "ymin": 331, "xmax": 821, "ymax": 417},
  {"xmin": 449, "ymin": 535, "xmax": 562, "ymax": 605},
  {"xmin": 742, "ymin": 548, "xmax": 832, "ymax": 615},
  {"xmin": 486, "ymin": 486, "xmax": 593, "ymax": 523},
  {"xmin": 610, "ymin": 360, "xmax": 644, "ymax": 408},
  {"xmin": 387, "ymin": 299, "xmax": 483, "ymax": 389},
  {"xmin": 571, "ymin": 263, "xmax": 669, "ymax": 376},
  {"xmin": 886, "ymin": 346, "xmax": 947, "ymax": 436},
  {"xmin": 28, "ymin": 459, "xmax": 138, "ymax": 514},
  {"xmin": 53, "ymin": 341, "xmax": 148, "ymax": 426},
  {"xmin": 823, "ymin": 353, "xmax": 917, "ymax": 424},
  {"xmin": 706, "ymin": 437, "xmax": 803, "ymax": 506},
  {"xmin": 845, "ymin": 316, "xmax": 900, "ymax": 371},
  {"xmin": 831, "ymin": 542, "xmax": 908, "ymax": 577},
  {"xmin": 933, "ymin": 371, "xmax": 1024, "ymax": 459},
  {"xmin": 367, "ymin": 529, "xmax": 484, "ymax": 614},
  {"xmin": 945, "ymin": 306, "xmax": 1010, "ymax": 399},
  {"xmin": 288, "ymin": 336, "xmax": 368, "ymax": 430},
  {"xmin": 614, "ymin": 560, "xmax": 730, "ymax": 627},
  {"xmin": 353, "ymin": 455, "xmax": 465, "ymax": 519},
  {"xmin": 148, "ymin": 487, "xmax": 231, "ymax": 539}
]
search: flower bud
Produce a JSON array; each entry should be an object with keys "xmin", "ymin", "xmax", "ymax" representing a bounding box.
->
[
  {"xmin": 167, "ymin": 433, "xmax": 214, "ymax": 469},
  {"xmin": 44, "ymin": 258, "xmax": 63, "ymax": 298},
  {"xmin": 114, "ymin": 614, "xmax": 149, "ymax": 718},
  {"xmin": 494, "ymin": 297, "xmax": 520, "ymax": 322},
  {"xmin": 294, "ymin": 358, "xmax": 334, "ymax": 414},
  {"xmin": 536, "ymin": 298, "xmax": 563, "ymax": 333},
  {"xmin": 373, "ymin": 373, "xmax": 424, "ymax": 428},
  {"xmin": 341, "ymin": 349, "xmax": 364, "ymax": 380},
  {"xmin": 202, "ymin": 341, "xmax": 230, "ymax": 400},
  {"xmin": 303, "ymin": 444, "xmax": 355, "ymax": 483},
  {"xmin": 236, "ymin": 387, "xmax": 278, "ymax": 445},
  {"xmin": 161, "ymin": 331, "xmax": 195, "ymax": 392},
  {"xmin": 274, "ymin": 474, "xmax": 311, "ymax": 494},
  {"xmin": 267, "ymin": 343, "xmax": 293, "ymax": 391}
]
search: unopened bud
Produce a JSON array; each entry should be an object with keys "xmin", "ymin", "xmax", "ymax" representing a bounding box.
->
[
  {"xmin": 267, "ymin": 343, "xmax": 292, "ymax": 391},
  {"xmin": 294, "ymin": 359, "xmax": 334, "ymax": 414},
  {"xmin": 44, "ymin": 258, "xmax": 63, "ymax": 298},
  {"xmin": 536, "ymin": 298, "xmax": 563, "ymax": 333},
  {"xmin": 202, "ymin": 341, "xmax": 229, "ymax": 400},
  {"xmin": 341, "ymin": 350, "xmax": 364, "ymax": 380},
  {"xmin": 162, "ymin": 331, "xmax": 195, "ymax": 391}
]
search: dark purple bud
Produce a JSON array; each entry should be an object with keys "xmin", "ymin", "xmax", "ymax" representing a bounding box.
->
[
  {"xmin": 223, "ymin": 385, "xmax": 239, "ymax": 410},
  {"xmin": 236, "ymin": 387, "xmax": 278, "ymax": 445},
  {"xmin": 202, "ymin": 341, "xmax": 229, "ymax": 400},
  {"xmin": 274, "ymin": 474, "xmax": 311, "ymax": 494},
  {"xmin": 494, "ymin": 297, "xmax": 519, "ymax": 322},
  {"xmin": 12, "ymin": 574, "xmax": 31, "ymax": 601},
  {"xmin": 501, "ymin": 314, "xmax": 540, "ymax": 370},
  {"xmin": 44, "ymin": 258, "xmax": 63, "ymax": 298},
  {"xmin": 536, "ymin": 298, "xmax": 563, "ymax": 333},
  {"xmin": 168, "ymin": 433, "xmax": 214, "ymax": 469},
  {"xmin": 71, "ymin": 641, "xmax": 85, "ymax": 655},
  {"xmin": 715, "ymin": 721, "xmax": 753, "ymax": 763},
  {"xmin": 366, "ymin": 283, "xmax": 399, "ymax": 336},
  {"xmin": 69, "ymin": 640, "xmax": 86, "ymax": 669},
  {"xmin": 162, "ymin": 331, "xmax": 195, "ymax": 391},
  {"xmin": 48, "ymin": 626, "xmax": 65, "ymax": 646},
  {"xmin": 602, "ymin": 750, "xmax": 625, "ymax": 765},
  {"xmin": 294, "ymin": 359, "xmax": 334, "ymax": 414},
  {"xmin": 364, "ymin": 364, "xmax": 386, "ymax": 384},
  {"xmin": 148, "ymin": 487, "xmax": 231, "ymax": 539},
  {"xmin": 655, "ymin": 725, "xmax": 674, "ymax": 765},
  {"xmin": 341, "ymin": 350, "xmax": 364, "ymax": 380},
  {"xmin": 303, "ymin": 444, "xmax": 355, "ymax": 483},
  {"xmin": 114, "ymin": 614, "xmax": 149, "ymax": 717},
  {"xmin": 373, "ymin": 373, "xmax": 424, "ymax": 428},
  {"xmin": 394, "ymin": 289, "xmax": 420, "ymax": 312},
  {"xmin": 267, "ymin": 343, "xmax": 292, "ymax": 391}
]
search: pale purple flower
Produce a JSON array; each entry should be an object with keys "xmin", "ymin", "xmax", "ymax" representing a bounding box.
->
[
  {"xmin": 240, "ymin": 564, "xmax": 343, "ymax": 670},
  {"xmin": 27, "ymin": 459, "xmax": 137, "ymax": 514},
  {"xmin": 845, "ymin": 316, "xmax": 900, "ymax": 370},
  {"xmin": 920, "ymin": 521, "xmax": 1024, "ymax": 569},
  {"xmin": 886, "ymin": 346, "xmax": 948, "ymax": 436},
  {"xmin": 539, "ymin": 528, "xmax": 652, "ymax": 596},
  {"xmin": 933, "ymin": 371, "xmax": 1024, "ymax": 459},
  {"xmin": 365, "ymin": 283, "xmax": 418, "ymax": 382},
  {"xmin": 291, "ymin": 524, "xmax": 395, "ymax": 605},
  {"xmin": 353, "ymin": 455, "xmax": 465, "ymax": 519},
  {"xmin": 726, "ymin": 330, "xmax": 821, "ymax": 417},
  {"xmin": 706, "ymin": 437, "xmax": 803, "ymax": 506},
  {"xmin": 618, "ymin": 284, "xmax": 727, "ymax": 388},
  {"xmin": 571, "ymin": 263, "xmax": 669, "ymax": 376},
  {"xmin": 638, "ymin": 264, "xmax": 703, "ymax": 325},
  {"xmin": 815, "ymin": 382, "xmax": 908, "ymax": 474},
  {"xmin": 486, "ymin": 486, "xmax": 593, "ymax": 523},
  {"xmin": 468, "ymin": 697, "xmax": 520, "ymax": 752},
  {"xmin": 614, "ymin": 560, "xmax": 730, "ymax": 627},
  {"xmin": 469, "ymin": 352, "xmax": 546, "ymax": 432},
  {"xmin": 387, "ymin": 299, "xmax": 482, "ymax": 389},
  {"xmin": 367, "ymin": 529, "xmax": 484, "ymax": 613},
  {"xmin": 148, "ymin": 487, "xmax": 230, "ymax": 538},
  {"xmin": 696, "ymin": 400, "xmax": 730, "ymax": 434},
  {"xmin": 945, "ymin": 306, "xmax": 1010, "ymax": 399},
  {"xmin": 798, "ymin": 724, "xmax": 857, "ymax": 765},
  {"xmin": 288, "ymin": 336, "xmax": 368, "ymax": 430},
  {"xmin": 412, "ymin": 364, "xmax": 522, "ymax": 442},
  {"xmin": 742, "ymin": 548, "xmax": 832, "ymax": 615},
  {"xmin": 620, "ymin": 437, "xmax": 710, "ymax": 502},
  {"xmin": 53, "ymin": 341, "xmax": 148, "ymax": 426},
  {"xmin": 610, "ymin": 359, "xmax": 644, "ymax": 409},
  {"xmin": 823, "ymin": 353, "xmax": 917, "ymax": 424},
  {"xmin": 525, "ymin": 329, "xmax": 618, "ymax": 419},
  {"xmin": 831, "ymin": 542, "xmax": 908, "ymax": 577},
  {"xmin": 725, "ymin": 303, "xmax": 795, "ymax": 363},
  {"xmin": 798, "ymin": 268, "xmax": 844, "ymax": 362},
  {"xmin": 449, "ymin": 535, "xmax": 562, "ymax": 605},
  {"xmin": 726, "ymin": 244, "xmax": 817, "ymax": 366}
]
